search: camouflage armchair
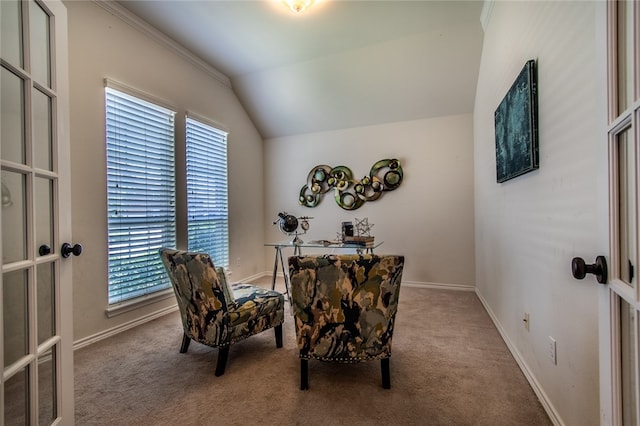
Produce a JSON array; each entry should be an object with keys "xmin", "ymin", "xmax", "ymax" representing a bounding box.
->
[
  {"xmin": 288, "ymin": 254, "xmax": 404, "ymax": 389},
  {"xmin": 159, "ymin": 248, "xmax": 284, "ymax": 376}
]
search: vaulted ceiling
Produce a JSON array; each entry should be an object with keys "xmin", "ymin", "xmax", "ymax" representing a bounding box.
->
[{"xmin": 117, "ymin": 0, "xmax": 485, "ymax": 139}]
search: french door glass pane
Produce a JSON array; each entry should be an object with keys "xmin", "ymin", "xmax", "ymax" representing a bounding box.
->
[
  {"xmin": 33, "ymin": 88, "xmax": 53, "ymax": 171},
  {"xmin": 620, "ymin": 297, "xmax": 638, "ymax": 425},
  {"xmin": 0, "ymin": 0, "xmax": 23, "ymax": 67},
  {"xmin": 617, "ymin": 126, "xmax": 636, "ymax": 287},
  {"xmin": 38, "ymin": 348, "xmax": 57, "ymax": 425},
  {"xmin": 35, "ymin": 177, "xmax": 53, "ymax": 257},
  {"xmin": 2, "ymin": 171, "xmax": 27, "ymax": 263},
  {"xmin": 616, "ymin": 0, "xmax": 634, "ymax": 114},
  {"xmin": 30, "ymin": 0, "xmax": 50, "ymax": 87},
  {"xmin": 4, "ymin": 367, "xmax": 29, "ymax": 425},
  {"xmin": 3, "ymin": 269, "xmax": 28, "ymax": 367},
  {"xmin": 1, "ymin": 66, "xmax": 26, "ymax": 164},
  {"xmin": 37, "ymin": 263, "xmax": 55, "ymax": 344}
]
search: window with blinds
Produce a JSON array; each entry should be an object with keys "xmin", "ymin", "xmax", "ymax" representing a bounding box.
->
[
  {"xmin": 186, "ymin": 117, "xmax": 229, "ymax": 268},
  {"xmin": 105, "ymin": 87, "xmax": 177, "ymax": 305}
]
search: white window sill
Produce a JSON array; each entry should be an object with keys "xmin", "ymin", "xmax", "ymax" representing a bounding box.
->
[{"xmin": 106, "ymin": 288, "xmax": 175, "ymax": 318}]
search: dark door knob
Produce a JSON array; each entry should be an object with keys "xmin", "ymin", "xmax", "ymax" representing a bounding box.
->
[
  {"xmin": 61, "ymin": 243, "xmax": 82, "ymax": 258},
  {"xmin": 572, "ymin": 256, "xmax": 607, "ymax": 284},
  {"xmin": 39, "ymin": 244, "xmax": 51, "ymax": 256}
]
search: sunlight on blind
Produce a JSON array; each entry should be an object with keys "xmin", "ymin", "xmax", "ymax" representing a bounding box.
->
[
  {"xmin": 106, "ymin": 87, "xmax": 176, "ymax": 305},
  {"xmin": 186, "ymin": 117, "xmax": 229, "ymax": 268}
]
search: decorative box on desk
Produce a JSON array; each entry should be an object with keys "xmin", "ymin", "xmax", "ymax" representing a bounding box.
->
[
  {"xmin": 264, "ymin": 240, "xmax": 384, "ymax": 307},
  {"xmin": 343, "ymin": 235, "xmax": 375, "ymax": 248}
]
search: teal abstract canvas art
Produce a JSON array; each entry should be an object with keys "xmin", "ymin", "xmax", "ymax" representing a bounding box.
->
[{"xmin": 495, "ymin": 59, "xmax": 539, "ymax": 183}]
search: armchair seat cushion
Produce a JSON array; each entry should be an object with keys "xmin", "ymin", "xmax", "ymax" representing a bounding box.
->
[{"xmin": 228, "ymin": 284, "xmax": 285, "ymax": 343}]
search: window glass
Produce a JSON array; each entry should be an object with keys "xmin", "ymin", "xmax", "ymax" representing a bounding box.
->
[{"xmin": 617, "ymin": 125, "xmax": 636, "ymax": 287}]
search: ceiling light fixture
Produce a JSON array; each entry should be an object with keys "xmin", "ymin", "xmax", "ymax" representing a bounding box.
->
[{"xmin": 283, "ymin": 0, "xmax": 315, "ymax": 13}]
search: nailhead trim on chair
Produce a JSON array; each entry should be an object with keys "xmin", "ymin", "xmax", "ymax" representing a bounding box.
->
[{"xmin": 301, "ymin": 354, "xmax": 389, "ymax": 363}]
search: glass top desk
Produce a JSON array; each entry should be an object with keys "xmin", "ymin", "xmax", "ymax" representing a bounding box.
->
[{"xmin": 264, "ymin": 240, "xmax": 383, "ymax": 306}]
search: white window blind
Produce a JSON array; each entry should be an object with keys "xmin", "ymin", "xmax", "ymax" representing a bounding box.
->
[
  {"xmin": 105, "ymin": 87, "xmax": 177, "ymax": 305},
  {"xmin": 186, "ymin": 116, "xmax": 229, "ymax": 268}
]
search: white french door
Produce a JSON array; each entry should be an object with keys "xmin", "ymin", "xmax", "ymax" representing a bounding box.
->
[
  {"xmin": 603, "ymin": 0, "xmax": 640, "ymax": 424},
  {"xmin": 1, "ymin": 0, "xmax": 74, "ymax": 424}
]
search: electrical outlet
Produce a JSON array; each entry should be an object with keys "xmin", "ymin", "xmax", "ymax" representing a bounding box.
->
[
  {"xmin": 236, "ymin": 257, "xmax": 241, "ymax": 268},
  {"xmin": 549, "ymin": 336, "xmax": 557, "ymax": 365},
  {"xmin": 523, "ymin": 313, "xmax": 530, "ymax": 331}
]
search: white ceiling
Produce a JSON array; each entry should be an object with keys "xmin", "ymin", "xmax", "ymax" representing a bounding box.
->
[{"xmin": 117, "ymin": 0, "xmax": 485, "ymax": 139}]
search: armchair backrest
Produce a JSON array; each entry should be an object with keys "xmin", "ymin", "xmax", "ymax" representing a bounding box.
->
[
  {"xmin": 159, "ymin": 248, "xmax": 230, "ymax": 346},
  {"xmin": 288, "ymin": 254, "xmax": 404, "ymax": 362}
]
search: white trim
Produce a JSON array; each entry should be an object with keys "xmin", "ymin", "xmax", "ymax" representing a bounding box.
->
[
  {"xmin": 230, "ymin": 271, "xmax": 269, "ymax": 283},
  {"xmin": 475, "ymin": 289, "xmax": 563, "ymax": 426},
  {"xmin": 186, "ymin": 111, "xmax": 230, "ymax": 135},
  {"xmin": 401, "ymin": 280, "xmax": 475, "ymax": 292},
  {"xmin": 104, "ymin": 78, "xmax": 177, "ymax": 113},
  {"xmin": 93, "ymin": 0, "xmax": 231, "ymax": 89},
  {"xmin": 76, "ymin": 304, "xmax": 179, "ymax": 351}
]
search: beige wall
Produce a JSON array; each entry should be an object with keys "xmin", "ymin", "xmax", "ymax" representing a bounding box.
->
[
  {"xmin": 474, "ymin": 2, "xmax": 605, "ymax": 424},
  {"xmin": 66, "ymin": 1, "xmax": 265, "ymax": 342},
  {"xmin": 264, "ymin": 114, "xmax": 475, "ymax": 288}
]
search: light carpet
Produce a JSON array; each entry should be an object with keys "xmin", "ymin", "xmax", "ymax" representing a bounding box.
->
[{"xmin": 74, "ymin": 285, "xmax": 552, "ymax": 425}]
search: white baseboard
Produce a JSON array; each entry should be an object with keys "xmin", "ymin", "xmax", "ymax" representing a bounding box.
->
[
  {"xmin": 474, "ymin": 289, "xmax": 564, "ymax": 426},
  {"xmin": 401, "ymin": 280, "xmax": 475, "ymax": 291},
  {"xmin": 232, "ymin": 271, "xmax": 268, "ymax": 283},
  {"xmin": 73, "ymin": 304, "xmax": 178, "ymax": 351}
]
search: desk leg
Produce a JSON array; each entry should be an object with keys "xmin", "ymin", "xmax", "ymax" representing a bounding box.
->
[
  {"xmin": 278, "ymin": 248, "xmax": 292, "ymax": 307},
  {"xmin": 272, "ymin": 247, "xmax": 292, "ymax": 307},
  {"xmin": 271, "ymin": 247, "xmax": 279, "ymax": 291}
]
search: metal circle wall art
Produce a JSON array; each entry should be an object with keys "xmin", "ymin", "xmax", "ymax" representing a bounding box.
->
[{"xmin": 298, "ymin": 159, "xmax": 403, "ymax": 210}]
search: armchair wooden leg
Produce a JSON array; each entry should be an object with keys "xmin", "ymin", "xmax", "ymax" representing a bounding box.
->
[
  {"xmin": 215, "ymin": 346, "xmax": 230, "ymax": 377},
  {"xmin": 381, "ymin": 358, "xmax": 391, "ymax": 389},
  {"xmin": 180, "ymin": 333, "xmax": 191, "ymax": 353},
  {"xmin": 275, "ymin": 324, "xmax": 283, "ymax": 348},
  {"xmin": 300, "ymin": 359, "xmax": 309, "ymax": 390}
]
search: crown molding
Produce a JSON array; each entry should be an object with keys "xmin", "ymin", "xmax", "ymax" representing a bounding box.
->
[
  {"xmin": 93, "ymin": 0, "xmax": 232, "ymax": 88},
  {"xmin": 480, "ymin": 0, "xmax": 494, "ymax": 32}
]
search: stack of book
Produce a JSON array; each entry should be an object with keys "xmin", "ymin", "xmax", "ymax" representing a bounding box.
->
[{"xmin": 343, "ymin": 235, "xmax": 375, "ymax": 248}]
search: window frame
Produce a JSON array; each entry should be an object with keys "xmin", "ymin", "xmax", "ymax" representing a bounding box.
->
[{"xmin": 104, "ymin": 80, "xmax": 177, "ymax": 313}]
